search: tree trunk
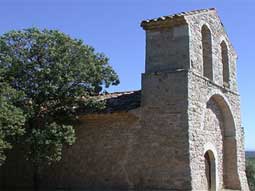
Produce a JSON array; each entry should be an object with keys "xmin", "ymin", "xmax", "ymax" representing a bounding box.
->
[{"xmin": 33, "ymin": 164, "xmax": 40, "ymax": 191}]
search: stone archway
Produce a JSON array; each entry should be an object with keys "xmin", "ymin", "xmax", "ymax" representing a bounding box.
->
[
  {"xmin": 204, "ymin": 150, "xmax": 216, "ymax": 191},
  {"xmin": 207, "ymin": 94, "xmax": 241, "ymax": 189}
]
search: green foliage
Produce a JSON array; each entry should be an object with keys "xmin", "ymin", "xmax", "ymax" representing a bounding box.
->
[
  {"xmin": 0, "ymin": 28, "xmax": 119, "ymax": 169},
  {"xmin": 0, "ymin": 83, "xmax": 25, "ymax": 165},
  {"xmin": 246, "ymin": 158, "xmax": 255, "ymax": 191},
  {"xmin": 26, "ymin": 123, "xmax": 75, "ymax": 164}
]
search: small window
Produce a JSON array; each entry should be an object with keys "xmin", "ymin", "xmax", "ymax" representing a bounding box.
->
[
  {"xmin": 202, "ymin": 25, "xmax": 213, "ymax": 80},
  {"xmin": 221, "ymin": 41, "xmax": 229, "ymax": 86}
]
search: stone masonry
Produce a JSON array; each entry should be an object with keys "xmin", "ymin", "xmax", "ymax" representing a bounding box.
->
[
  {"xmin": 0, "ymin": 8, "xmax": 250, "ymax": 191},
  {"xmin": 140, "ymin": 8, "xmax": 249, "ymax": 190}
]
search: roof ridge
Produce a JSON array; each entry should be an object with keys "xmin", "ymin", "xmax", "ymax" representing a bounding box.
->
[
  {"xmin": 141, "ymin": 8, "xmax": 216, "ymax": 26},
  {"xmin": 101, "ymin": 90, "xmax": 141, "ymax": 96}
]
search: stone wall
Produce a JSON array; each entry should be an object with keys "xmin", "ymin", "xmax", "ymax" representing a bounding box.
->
[
  {"xmin": 139, "ymin": 70, "xmax": 191, "ymax": 190},
  {"xmin": 0, "ymin": 111, "xmax": 142, "ymax": 190},
  {"xmin": 2, "ymin": 69, "xmax": 192, "ymax": 191},
  {"xmin": 187, "ymin": 72, "xmax": 249, "ymax": 190},
  {"xmin": 185, "ymin": 9, "xmax": 249, "ymax": 190},
  {"xmin": 185, "ymin": 9, "xmax": 238, "ymax": 91},
  {"xmin": 145, "ymin": 25, "xmax": 190, "ymax": 73}
]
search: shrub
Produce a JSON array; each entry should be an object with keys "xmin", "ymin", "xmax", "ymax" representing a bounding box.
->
[{"xmin": 246, "ymin": 158, "xmax": 255, "ymax": 190}]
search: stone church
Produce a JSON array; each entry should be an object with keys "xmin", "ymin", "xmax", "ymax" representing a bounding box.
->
[{"xmin": 0, "ymin": 8, "xmax": 250, "ymax": 191}]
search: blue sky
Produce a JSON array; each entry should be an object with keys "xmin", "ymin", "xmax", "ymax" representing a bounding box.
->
[{"xmin": 0, "ymin": 0, "xmax": 254, "ymax": 150}]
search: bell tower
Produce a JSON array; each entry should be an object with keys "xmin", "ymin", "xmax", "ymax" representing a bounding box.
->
[{"xmin": 139, "ymin": 8, "xmax": 249, "ymax": 191}]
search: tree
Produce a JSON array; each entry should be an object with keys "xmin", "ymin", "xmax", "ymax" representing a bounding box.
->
[
  {"xmin": 246, "ymin": 158, "xmax": 255, "ymax": 190},
  {"xmin": 0, "ymin": 28, "xmax": 119, "ymax": 190},
  {"xmin": 0, "ymin": 82, "xmax": 25, "ymax": 165}
]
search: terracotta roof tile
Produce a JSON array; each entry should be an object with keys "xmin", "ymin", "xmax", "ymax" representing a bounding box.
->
[
  {"xmin": 141, "ymin": 8, "xmax": 215, "ymax": 28},
  {"xmin": 101, "ymin": 90, "xmax": 141, "ymax": 113},
  {"xmin": 78, "ymin": 90, "xmax": 141, "ymax": 114}
]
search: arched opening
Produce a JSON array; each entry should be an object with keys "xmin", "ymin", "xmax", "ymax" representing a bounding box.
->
[
  {"xmin": 202, "ymin": 25, "xmax": 213, "ymax": 80},
  {"xmin": 204, "ymin": 150, "xmax": 216, "ymax": 191},
  {"xmin": 220, "ymin": 41, "xmax": 229, "ymax": 87},
  {"xmin": 207, "ymin": 94, "xmax": 240, "ymax": 189}
]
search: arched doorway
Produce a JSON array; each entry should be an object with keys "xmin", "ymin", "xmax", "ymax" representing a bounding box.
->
[
  {"xmin": 206, "ymin": 94, "xmax": 241, "ymax": 189},
  {"xmin": 204, "ymin": 150, "xmax": 216, "ymax": 191}
]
